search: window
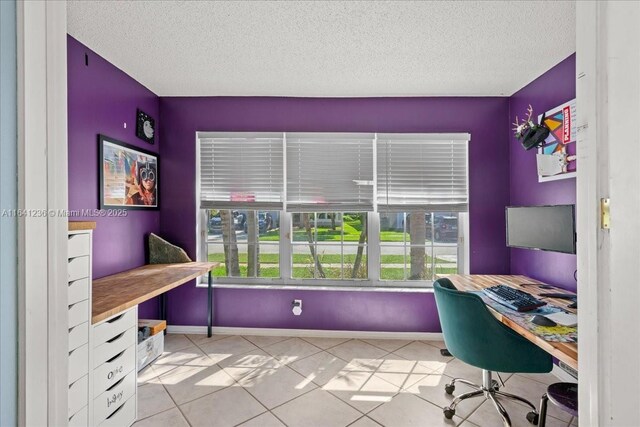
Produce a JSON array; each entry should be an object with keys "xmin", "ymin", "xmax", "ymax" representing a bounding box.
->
[{"xmin": 197, "ymin": 132, "xmax": 469, "ymax": 288}]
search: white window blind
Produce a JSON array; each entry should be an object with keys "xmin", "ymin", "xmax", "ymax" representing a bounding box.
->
[
  {"xmin": 286, "ymin": 133, "xmax": 375, "ymax": 212},
  {"xmin": 377, "ymin": 133, "xmax": 469, "ymax": 211},
  {"xmin": 199, "ymin": 133, "xmax": 284, "ymax": 209}
]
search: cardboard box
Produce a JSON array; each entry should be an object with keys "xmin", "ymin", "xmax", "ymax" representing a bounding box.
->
[{"xmin": 138, "ymin": 319, "xmax": 166, "ymax": 336}]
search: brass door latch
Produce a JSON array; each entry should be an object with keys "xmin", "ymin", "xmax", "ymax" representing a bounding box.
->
[{"xmin": 601, "ymin": 198, "xmax": 610, "ymax": 229}]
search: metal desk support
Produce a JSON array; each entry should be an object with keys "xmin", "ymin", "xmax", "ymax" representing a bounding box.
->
[{"xmin": 208, "ymin": 270, "xmax": 213, "ymax": 337}]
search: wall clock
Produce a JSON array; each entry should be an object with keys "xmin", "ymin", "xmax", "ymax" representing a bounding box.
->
[{"xmin": 136, "ymin": 109, "xmax": 155, "ymax": 144}]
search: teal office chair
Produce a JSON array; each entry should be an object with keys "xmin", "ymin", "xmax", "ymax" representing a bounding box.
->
[{"xmin": 433, "ymin": 278, "xmax": 553, "ymax": 427}]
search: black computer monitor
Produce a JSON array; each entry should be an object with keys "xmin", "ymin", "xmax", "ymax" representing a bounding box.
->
[{"xmin": 506, "ymin": 205, "xmax": 576, "ymax": 254}]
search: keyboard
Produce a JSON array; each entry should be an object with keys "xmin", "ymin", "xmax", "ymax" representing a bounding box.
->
[{"xmin": 483, "ymin": 284, "xmax": 547, "ymax": 312}]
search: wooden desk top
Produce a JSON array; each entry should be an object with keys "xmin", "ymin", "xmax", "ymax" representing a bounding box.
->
[
  {"xmin": 446, "ymin": 274, "xmax": 578, "ymax": 371},
  {"xmin": 92, "ymin": 262, "xmax": 218, "ymax": 324}
]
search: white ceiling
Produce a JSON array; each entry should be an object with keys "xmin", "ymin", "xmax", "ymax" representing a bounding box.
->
[{"xmin": 67, "ymin": 1, "xmax": 576, "ymax": 97}]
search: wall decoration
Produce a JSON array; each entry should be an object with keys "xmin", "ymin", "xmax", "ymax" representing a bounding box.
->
[
  {"xmin": 513, "ymin": 104, "xmax": 550, "ymax": 151},
  {"xmin": 136, "ymin": 109, "xmax": 155, "ymax": 144},
  {"xmin": 536, "ymin": 99, "xmax": 576, "ymax": 182},
  {"xmin": 99, "ymin": 134, "xmax": 159, "ymax": 209}
]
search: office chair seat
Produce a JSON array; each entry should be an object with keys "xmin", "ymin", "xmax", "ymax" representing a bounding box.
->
[{"xmin": 434, "ymin": 278, "xmax": 553, "ymax": 427}]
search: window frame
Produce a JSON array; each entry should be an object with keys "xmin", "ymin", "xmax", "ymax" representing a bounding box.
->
[{"xmin": 195, "ymin": 131, "xmax": 470, "ymax": 290}]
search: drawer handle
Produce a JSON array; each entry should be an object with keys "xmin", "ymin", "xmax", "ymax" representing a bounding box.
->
[
  {"xmin": 106, "ymin": 375, "xmax": 126, "ymax": 391},
  {"xmin": 105, "ymin": 401, "xmax": 125, "ymax": 419},
  {"xmin": 106, "ymin": 314, "xmax": 124, "ymax": 324},
  {"xmin": 106, "ymin": 349, "xmax": 125, "ymax": 364},
  {"xmin": 106, "ymin": 332, "xmax": 124, "ymax": 343}
]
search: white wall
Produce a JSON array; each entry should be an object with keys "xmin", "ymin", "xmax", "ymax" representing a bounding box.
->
[{"xmin": 0, "ymin": 1, "xmax": 18, "ymax": 426}]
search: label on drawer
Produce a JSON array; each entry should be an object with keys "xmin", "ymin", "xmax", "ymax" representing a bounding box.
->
[
  {"xmin": 93, "ymin": 370, "xmax": 136, "ymax": 424},
  {"xmin": 93, "ymin": 346, "xmax": 136, "ymax": 397},
  {"xmin": 98, "ymin": 395, "xmax": 135, "ymax": 427}
]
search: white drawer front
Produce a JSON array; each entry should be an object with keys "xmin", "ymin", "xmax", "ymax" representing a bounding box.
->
[
  {"xmin": 68, "ymin": 375, "xmax": 88, "ymax": 418},
  {"xmin": 93, "ymin": 327, "xmax": 136, "ymax": 368},
  {"xmin": 93, "ymin": 346, "xmax": 136, "ymax": 397},
  {"xmin": 98, "ymin": 394, "xmax": 135, "ymax": 427},
  {"xmin": 68, "ymin": 321, "xmax": 88, "ymax": 351},
  {"xmin": 94, "ymin": 370, "xmax": 136, "ymax": 425},
  {"xmin": 68, "ymin": 344, "xmax": 88, "ymax": 385},
  {"xmin": 68, "ymin": 256, "xmax": 89, "ymax": 282},
  {"xmin": 68, "ymin": 299, "xmax": 89, "ymax": 329},
  {"xmin": 93, "ymin": 309, "xmax": 137, "ymax": 347},
  {"xmin": 68, "ymin": 278, "xmax": 89, "ymax": 306},
  {"xmin": 68, "ymin": 405, "xmax": 88, "ymax": 427},
  {"xmin": 68, "ymin": 233, "xmax": 90, "ymax": 258}
]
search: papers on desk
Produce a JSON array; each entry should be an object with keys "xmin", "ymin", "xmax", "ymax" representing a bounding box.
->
[{"xmin": 544, "ymin": 311, "xmax": 578, "ymax": 327}]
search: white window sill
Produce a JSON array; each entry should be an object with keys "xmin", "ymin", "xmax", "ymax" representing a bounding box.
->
[{"xmin": 195, "ymin": 281, "xmax": 435, "ymax": 293}]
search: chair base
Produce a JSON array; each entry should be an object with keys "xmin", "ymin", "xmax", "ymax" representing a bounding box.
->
[{"xmin": 443, "ymin": 370, "xmax": 540, "ymax": 427}]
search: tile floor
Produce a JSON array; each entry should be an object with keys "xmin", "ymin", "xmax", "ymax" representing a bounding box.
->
[{"xmin": 133, "ymin": 334, "xmax": 578, "ymax": 427}]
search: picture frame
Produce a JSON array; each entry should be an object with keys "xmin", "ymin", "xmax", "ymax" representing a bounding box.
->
[
  {"xmin": 136, "ymin": 109, "xmax": 155, "ymax": 144},
  {"xmin": 99, "ymin": 134, "xmax": 159, "ymax": 209}
]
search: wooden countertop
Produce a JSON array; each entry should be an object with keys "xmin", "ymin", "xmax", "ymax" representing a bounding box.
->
[
  {"xmin": 69, "ymin": 221, "xmax": 97, "ymax": 231},
  {"xmin": 446, "ymin": 274, "xmax": 578, "ymax": 371},
  {"xmin": 92, "ymin": 261, "xmax": 219, "ymax": 324}
]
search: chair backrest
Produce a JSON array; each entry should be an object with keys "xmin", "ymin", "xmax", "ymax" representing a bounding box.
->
[{"xmin": 433, "ymin": 278, "xmax": 552, "ymax": 373}]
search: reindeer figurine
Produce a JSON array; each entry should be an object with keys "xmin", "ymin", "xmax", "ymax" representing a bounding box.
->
[{"xmin": 513, "ymin": 104, "xmax": 550, "ymax": 150}]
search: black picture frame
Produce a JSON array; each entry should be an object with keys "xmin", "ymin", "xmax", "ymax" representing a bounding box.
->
[
  {"xmin": 99, "ymin": 134, "xmax": 159, "ymax": 210},
  {"xmin": 136, "ymin": 109, "xmax": 155, "ymax": 144}
]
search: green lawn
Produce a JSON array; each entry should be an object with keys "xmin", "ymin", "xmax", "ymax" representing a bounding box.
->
[{"xmin": 208, "ymin": 252, "xmax": 451, "ymax": 264}]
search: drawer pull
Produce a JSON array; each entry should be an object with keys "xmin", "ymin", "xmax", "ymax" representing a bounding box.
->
[
  {"xmin": 106, "ymin": 314, "xmax": 124, "ymax": 324},
  {"xmin": 106, "ymin": 332, "xmax": 124, "ymax": 343},
  {"xmin": 105, "ymin": 350, "xmax": 125, "ymax": 364},
  {"xmin": 106, "ymin": 375, "xmax": 125, "ymax": 391},
  {"xmin": 105, "ymin": 402, "xmax": 124, "ymax": 419}
]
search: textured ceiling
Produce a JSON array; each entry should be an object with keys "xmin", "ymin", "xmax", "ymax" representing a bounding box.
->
[{"xmin": 67, "ymin": 1, "xmax": 576, "ymax": 97}]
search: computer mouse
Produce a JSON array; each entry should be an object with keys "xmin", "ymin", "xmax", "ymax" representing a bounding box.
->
[{"xmin": 531, "ymin": 315, "xmax": 557, "ymax": 327}]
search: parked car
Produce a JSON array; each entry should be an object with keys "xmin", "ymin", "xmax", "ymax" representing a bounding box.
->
[
  {"xmin": 243, "ymin": 212, "xmax": 271, "ymax": 234},
  {"xmin": 406, "ymin": 213, "xmax": 459, "ymax": 242},
  {"xmin": 208, "ymin": 211, "xmax": 241, "ymax": 234}
]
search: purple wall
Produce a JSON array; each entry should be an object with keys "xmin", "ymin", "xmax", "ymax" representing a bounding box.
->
[
  {"xmin": 508, "ymin": 54, "xmax": 577, "ymax": 291},
  {"xmin": 67, "ymin": 36, "xmax": 159, "ymax": 317},
  {"xmin": 159, "ymin": 97, "xmax": 511, "ymax": 331}
]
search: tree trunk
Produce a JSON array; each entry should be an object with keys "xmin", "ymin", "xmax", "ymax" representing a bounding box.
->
[
  {"xmin": 352, "ymin": 213, "xmax": 367, "ymax": 278},
  {"xmin": 221, "ymin": 209, "xmax": 240, "ymax": 276},
  {"xmin": 247, "ymin": 211, "xmax": 260, "ymax": 277},
  {"xmin": 409, "ymin": 209, "xmax": 426, "ymax": 279},
  {"xmin": 303, "ymin": 213, "xmax": 326, "ymax": 278},
  {"xmin": 330, "ymin": 213, "xmax": 336, "ymax": 230}
]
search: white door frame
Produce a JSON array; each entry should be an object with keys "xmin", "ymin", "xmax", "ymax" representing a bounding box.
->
[
  {"xmin": 16, "ymin": 1, "xmax": 68, "ymax": 425},
  {"xmin": 576, "ymin": 2, "xmax": 640, "ymax": 425}
]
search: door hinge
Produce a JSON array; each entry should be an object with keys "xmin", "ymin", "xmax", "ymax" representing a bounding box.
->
[{"xmin": 601, "ymin": 198, "xmax": 610, "ymax": 229}]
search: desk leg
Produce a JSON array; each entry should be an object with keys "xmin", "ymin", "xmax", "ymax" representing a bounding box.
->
[
  {"xmin": 208, "ymin": 271, "xmax": 213, "ymax": 337},
  {"xmin": 160, "ymin": 293, "xmax": 167, "ymax": 335}
]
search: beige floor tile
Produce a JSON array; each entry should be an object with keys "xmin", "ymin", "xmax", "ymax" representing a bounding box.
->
[
  {"xmin": 288, "ymin": 351, "xmax": 349, "ymax": 386},
  {"xmin": 402, "ymin": 373, "xmax": 484, "ymax": 419},
  {"xmin": 137, "ymin": 364, "xmax": 162, "ymax": 385},
  {"xmin": 348, "ymin": 416, "xmax": 383, "ymax": 427},
  {"xmin": 186, "ymin": 333, "xmax": 230, "ymax": 345},
  {"xmin": 362, "ymin": 339, "xmax": 412, "ymax": 353},
  {"xmin": 570, "ymin": 416, "xmax": 578, "ymax": 426},
  {"xmin": 239, "ymin": 365, "xmax": 317, "ymax": 409},
  {"xmin": 132, "ymin": 407, "xmax": 189, "ymax": 427},
  {"xmin": 137, "ymin": 383, "xmax": 176, "ymax": 420},
  {"xmin": 163, "ymin": 334, "xmax": 193, "ymax": 352},
  {"xmin": 238, "ymin": 411, "xmax": 286, "ymax": 427},
  {"xmin": 516, "ymin": 371, "xmax": 565, "ymax": 386},
  {"xmin": 217, "ymin": 348, "xmax": 283, "ymax": 382},
  {"xmin": 302, "ymin": 336, "xmax": 351, "ymax": 350},
  {"xmin": 421, "ymin": 339, "xmax": 448, "ymax": 350},
  {"xmin": 180, "ymin": 386, "xmax": 266, "ymax": 427},
  {"xmin": 153, "ymin": 345, "xmax": 213, "ymax": 368},
  {"xmin": 323, "ymin": 370, "xmax": 396, "ymax": 413},
  {"xmin": 273, "ymin": 388, "xmax": 362, "ymax": 427},
  {"xmin": 465, "ymin": 397, "xmax": 567, "ymax": 427},
  {"xmin": 327, "ymin": 340, "xmax": 389, "ymax": 362},
  {"xmin": 502, "ymin": 374, "xmax": 572, "ymax": 422},
  {"xmin": 158, "ymin": 364, "xmax": 235, "ymax": 405},
  {"xmin": 262, "ymin": 337, "xmax": 322, "ymax": 364},
  {"xmin": 197, "ymin": 336, "xmax": 259, "ymax": 364},
  {"xmin": 243, "ymin": 335, "xmax": 290, "ymax": 348},
  {"xmin": 368, "ymin": 393, "xmax": 462, "ymax": 427},
  {"xmin": 393, "ymin": 341, "xmax": 452, "ymax": 373}
]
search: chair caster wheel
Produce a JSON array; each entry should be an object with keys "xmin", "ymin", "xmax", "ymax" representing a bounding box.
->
[
  {"xmin": 443, "ymin": 407, "xmax": 455, "ymax": 419},
  {"xmin": 491, "ymin": 379, "xmax": 500, "ymax": 390},
  {"xmin": 444, "ymin": 384, "xmax": 455, "ymax": 395},
  {"xmin": 526, "ymin": 411, "xmax": 539, "ymax": 425}
]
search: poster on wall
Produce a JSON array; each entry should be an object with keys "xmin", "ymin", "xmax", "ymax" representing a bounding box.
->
[
  {"xmin": 99, "ymin": 134, "xmax": 159, "ymax": 209},
  {"xmin": 537, "ymin": 99, "xmax": 577, "ymax": 182}
]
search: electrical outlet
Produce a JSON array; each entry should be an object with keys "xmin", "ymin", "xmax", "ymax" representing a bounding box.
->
[{"xmin": 292, "ymin": 299, "xmax": 302, "ymax": 316}]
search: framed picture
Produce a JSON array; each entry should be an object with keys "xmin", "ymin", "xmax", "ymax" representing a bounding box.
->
[
  {"xmin": 136, "ymin": 109, "xmax": 155, "ymax": 144},
  {"xmin": 99, "ymin": 134, "xmax": 159, "ymax": 209}
]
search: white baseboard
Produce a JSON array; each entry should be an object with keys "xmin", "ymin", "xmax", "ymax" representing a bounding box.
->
[{"xmin": 166, "ymin": 325, "xmax": 443, "ymax": 341}]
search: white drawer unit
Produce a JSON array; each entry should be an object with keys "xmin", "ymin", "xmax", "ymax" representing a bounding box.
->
[
  {"xmin": 67, "ymin": 229, "xmax": 93, "ymax": 426},
  {"xmin": 91, "ymin": 306, "xmax": 137, "ymax": 427}
]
